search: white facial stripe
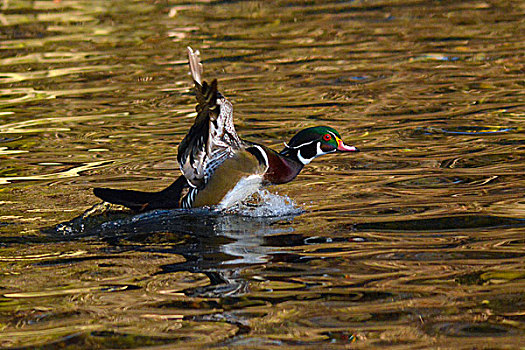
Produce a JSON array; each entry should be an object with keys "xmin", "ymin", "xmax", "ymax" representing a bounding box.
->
[
  {"xmin": 287, "ymin": 139, "xmax": 317, "ymax": 149},
  {"xmin": 327, "ymin": 130, "xmax": 339, "ymax": 140}
]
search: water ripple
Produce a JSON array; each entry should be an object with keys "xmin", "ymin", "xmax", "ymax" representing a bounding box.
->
[
  {"xmin": 0, "ymin": 0, "xmax": 524, "ymax": 348},
  {"xmin": 0, "ymin": 160, "xmax": 112, "ymax": 184}
]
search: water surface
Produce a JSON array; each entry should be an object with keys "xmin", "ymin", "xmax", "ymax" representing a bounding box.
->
[{"xmin": 1, "ymin": 0, "xmax": 524, "ymax": 348}]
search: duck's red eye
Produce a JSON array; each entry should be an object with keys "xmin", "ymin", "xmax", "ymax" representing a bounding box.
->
[{"xmin": 323, "ymin": 134, "xmax": 331, "ymax": 141}]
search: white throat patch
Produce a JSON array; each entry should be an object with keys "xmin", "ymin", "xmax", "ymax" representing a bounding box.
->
[
  {"xmin": 296, "ymin": 141, "xmax": 335, "ymax": 165},
  {"xmin": 297, "ymin": 148, "xmax": 314, "ymax": 165}
]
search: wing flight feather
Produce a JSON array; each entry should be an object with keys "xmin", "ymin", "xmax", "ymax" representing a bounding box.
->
[{"xmin": 177, "ymin": 47, "xmax": 242, "ymax": 188}]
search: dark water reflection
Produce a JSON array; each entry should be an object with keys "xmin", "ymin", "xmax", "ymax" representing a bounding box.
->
[{"xmin": 1, "ymin": 0, "xmax": 524, "ymax": 348}]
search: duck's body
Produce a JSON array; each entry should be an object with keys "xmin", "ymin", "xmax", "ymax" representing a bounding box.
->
[
  {"xmin": 187, "ymin": 147, "xmax": 266, "ymax": 209},
  {"xmin": 93, "ymin": 47, "xmax": 358, "ymax": 211}
]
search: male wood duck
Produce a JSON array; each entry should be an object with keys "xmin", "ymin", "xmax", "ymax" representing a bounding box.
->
[{"xmin": 93, "ymin": 47, "xmax": 359, "ymax": 211}]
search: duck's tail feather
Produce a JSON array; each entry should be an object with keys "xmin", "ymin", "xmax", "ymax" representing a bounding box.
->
[
  {"xmin": 187, "ymin": 46, "xmax": 203, "ymax": 85},
  {"xmin": 93, "ymin": 175, "xmax": 188, "ymax": 211}
]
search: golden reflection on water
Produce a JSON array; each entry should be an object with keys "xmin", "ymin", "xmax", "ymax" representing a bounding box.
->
[{"xmin": 0, "ymin": 0, "xmax": 524, "ymax": 348}]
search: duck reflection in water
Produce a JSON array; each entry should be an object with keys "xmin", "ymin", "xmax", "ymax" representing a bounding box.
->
[{"xmin": 47, "ymin": 205, "xmax": 297, "ymax": 297}]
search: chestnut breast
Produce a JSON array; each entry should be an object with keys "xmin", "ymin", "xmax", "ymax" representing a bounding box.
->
[{"xmin": 261, "ymin": 145, "xmax": 303, "ymax": 185}]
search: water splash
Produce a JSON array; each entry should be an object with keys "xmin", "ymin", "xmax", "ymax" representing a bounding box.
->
[
  {"xmin": 49, "ymin": 190, "xmax": 302, "ymax": 238},
  {"xmin": 226, "ymin": 189, "xmax": 304, "ymax": 217}
]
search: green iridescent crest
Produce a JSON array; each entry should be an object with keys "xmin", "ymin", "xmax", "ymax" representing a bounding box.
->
[{"xmin": 287, "ymin": 126, "xmax": 342, "ymax": 149}]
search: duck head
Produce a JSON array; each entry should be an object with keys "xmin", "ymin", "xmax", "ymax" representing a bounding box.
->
[{"xmin": 280, "ymin": 126, "xmax": 359, "ymax": 165}]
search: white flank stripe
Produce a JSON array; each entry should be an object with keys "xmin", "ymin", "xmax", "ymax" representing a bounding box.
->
[{"xmin": 253, "ymin": 144, "xmax": 269, "ymax": 168}]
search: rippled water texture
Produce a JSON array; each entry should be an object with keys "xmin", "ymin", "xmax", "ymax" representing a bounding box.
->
[{"xmin": 1, "ymin": 0, "xmax": 524, "ymax": 348}]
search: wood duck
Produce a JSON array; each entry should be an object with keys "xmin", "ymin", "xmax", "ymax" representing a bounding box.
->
[{"xmin": 93, "ymin": 47, "xmax": 359, "ymax": 212}]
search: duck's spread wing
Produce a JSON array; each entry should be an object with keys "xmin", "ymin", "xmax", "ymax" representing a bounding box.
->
[{"xmin": 177, "ymin": 47, "xmax": 242, "ymax": 189}]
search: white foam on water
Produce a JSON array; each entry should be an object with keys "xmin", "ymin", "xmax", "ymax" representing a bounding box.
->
[
  {"xmin": 224, "ymin": 189, "xmax": 304, "ymax": 217},
  {"xmin": 50, "ymin": 190, "xmax": 302, "ymax": 237}
]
